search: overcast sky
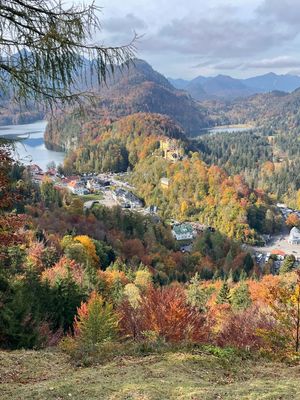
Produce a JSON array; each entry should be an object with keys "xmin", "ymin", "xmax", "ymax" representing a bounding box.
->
[{"xmin": 91, "ymin": 0, "xmax": 300, "ymax": 79}]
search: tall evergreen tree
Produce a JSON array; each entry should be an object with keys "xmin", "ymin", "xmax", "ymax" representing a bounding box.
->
[
  {"xmin": 217, "ymin": 281, "xmax": 231, "ymax": 304},
  {"xmin": 280, "ymin": 255, "xmax": 296, "ymax": 275},
  {"xmin": 230, "ymin": 282, "xmax": 252, "ymax": 311}
]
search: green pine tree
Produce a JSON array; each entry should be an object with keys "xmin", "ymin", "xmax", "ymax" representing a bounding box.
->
[
  {"xmin": 280, "ymin": 255, "xmax": 296, "ymax": 275},
  {"xmin": 75, "ymin": 293, "xmax": 118, "ymax": 348},
  {"xmin": 239, "ymin": 270, "xmax": 248, "ymax": 281},
  {"xmin": 186, "ymin": 273, "xmax": 214, "ymax": 312},
  {"xmin": 231, "ymin": 282, "xmax": 252, "ymax": 311},
  {"xmin": 217, "ymin": 281, "xmax": 231, "ymax": 304}
]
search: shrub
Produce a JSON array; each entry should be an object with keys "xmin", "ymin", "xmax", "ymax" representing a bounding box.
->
[{"xmin": 216, "ymin": 305, "xmax": 274, "ymax": 351}]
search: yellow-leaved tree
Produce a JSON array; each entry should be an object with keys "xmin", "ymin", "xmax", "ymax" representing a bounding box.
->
[{"xmin": 74, "ymin": 235, "xmax": 99, "ymax": 267}]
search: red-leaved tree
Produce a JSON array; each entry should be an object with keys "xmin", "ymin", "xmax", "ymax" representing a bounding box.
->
[{"xmin": 119, "ymin": 285, "xmax": 209, "ymax": 343}]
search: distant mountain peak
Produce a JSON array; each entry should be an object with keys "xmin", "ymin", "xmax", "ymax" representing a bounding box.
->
[{"xmin": 169, "ymin": 70, "xmax": 300, "ymax": 101}]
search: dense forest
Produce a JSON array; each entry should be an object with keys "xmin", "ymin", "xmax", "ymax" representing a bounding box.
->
[
  {"xmin": 132, "ymin": 153, "xmax": 282, "ymax": 241},
  {"xmin": 50, "ymin": 112, "xmax": 280, "ymax": 242},
  {"xmin": 61, "ymin": 113, "xmax": 187, "ymax": 174},
  {"xmin": 197, "ymin": 89, "xmax": 300, "ymax": 206},
  {"xmin": 2, "ymin": 141, "xmax": 300, "ymax": 363},
  {"xmin": 0, "ymin": 100, "xmax": 44, "ymax": 125}
]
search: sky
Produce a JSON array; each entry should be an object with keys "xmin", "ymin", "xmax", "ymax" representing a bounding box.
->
[{"xmin": 89, "ymin": 0, "xmax": 300, "ymax": 79}]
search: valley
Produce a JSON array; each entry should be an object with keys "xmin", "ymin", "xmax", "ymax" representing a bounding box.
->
[
  {"xmin": 5, "ymin": 2, "xmax": 300, "ymax": 400},
  {"xmin": 3, "ymin": 7, "xmax": 300, "ymax": 397}
]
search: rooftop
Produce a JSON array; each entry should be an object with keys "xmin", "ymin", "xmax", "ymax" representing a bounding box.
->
[{"xmin": 172, "ymin": 223, "xmax": 194, "ymax": 235}]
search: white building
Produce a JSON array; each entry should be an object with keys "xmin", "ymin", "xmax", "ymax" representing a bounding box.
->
[
  {"xmin": 288, "ymin": 227, "xmax": 300, "ymax": 244},
  {"xmin": 172, "ymin": 223, "xmax": 195, "ymax": 241}
]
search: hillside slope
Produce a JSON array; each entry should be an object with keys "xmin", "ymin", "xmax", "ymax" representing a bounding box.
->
[
  {"xmin": 203, "ymin": 89, "xmax": 300, "ymax": 129},
  {"xmin": 45, "ymin": 60, "xmax": 210, "ymax": 150},
  {"xmin": 1, "ymin": 349, "xmax": 300, "ymax": 400},
  {"xmin": 58, "ymin": 112, "xmax": 187, "ymax": 172}
]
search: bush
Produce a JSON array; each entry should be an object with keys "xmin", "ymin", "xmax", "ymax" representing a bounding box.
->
[{"xmin": 216, "ymin": 306, "xmax": 275, "ymax": 351}]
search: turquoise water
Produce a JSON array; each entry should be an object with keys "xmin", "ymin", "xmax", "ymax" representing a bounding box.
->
[{"xmin": 0, "ymin": 120, "xmax": 65, "ymax": 170}]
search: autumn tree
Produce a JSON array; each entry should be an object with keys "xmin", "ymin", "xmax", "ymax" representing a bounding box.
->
[
  {"xmin": 119, "ymin": 286, "xmax": 208, "ymax": 343},
  {"xmin": 74, "ymin": 292, "xmax": 118, "ymax": 348},
  {"xmin": 263, "ymin": 271, "xmax": 300, "ymax": 353},
  {"xmin": 74, "ymin": 235, "xmax": 99, "ymax": 267},
  {"xmin": 286, "ymin": 213, "xmax": 300, "ymax": 228},
  {"xmin": 134, "ymin": 267, "xmax": 152, "ymax": 290},
  {"xmin": 0, "ymin": 144, "xmax": 26, "ymax": 250}
]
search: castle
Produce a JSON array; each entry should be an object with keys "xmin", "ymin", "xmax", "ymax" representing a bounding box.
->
[{"xmin": 160, "ymin": 139, "xmax": 184, "ymax": 161}]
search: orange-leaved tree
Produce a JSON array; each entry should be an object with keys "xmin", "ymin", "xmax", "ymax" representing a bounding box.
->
[{"xmin": 260, "ymin": 271, "xmax": 300, "ymax": 354}]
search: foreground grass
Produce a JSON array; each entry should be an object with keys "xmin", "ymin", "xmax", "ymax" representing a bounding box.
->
[{"xmin": 1, "ymin": 349, "xmax": 300, "ymax": 400}]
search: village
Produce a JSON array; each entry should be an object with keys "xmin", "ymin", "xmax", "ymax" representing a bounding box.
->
[
  {"xmin": 27, "ymin": 163, "xmax": 150, "ymax": 210},
  {"xmin": 26, "ymin": 162, "xmax": 209, "ymax": 248},
  {"xmin": 27, "ymin": 163, "xmax": 300, "ymax": 274}
]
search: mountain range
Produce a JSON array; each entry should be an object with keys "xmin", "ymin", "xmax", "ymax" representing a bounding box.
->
[{"xmin": 168, "ymin": 72, "xmax": 300, "ymax": 100}]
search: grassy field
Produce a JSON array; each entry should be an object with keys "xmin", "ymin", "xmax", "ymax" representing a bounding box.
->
[
  {"xmin": 77, "ymin": 193, "xmax": 103, "ymax": 202},
  {"xmin": 1, "ymin": 349, "xmax": 300, "ymax": 400}
]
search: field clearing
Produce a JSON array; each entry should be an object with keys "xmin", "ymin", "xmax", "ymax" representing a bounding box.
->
[{"xmin": 1, "ymin": 349, "xmax": 300, "ymax": 400}]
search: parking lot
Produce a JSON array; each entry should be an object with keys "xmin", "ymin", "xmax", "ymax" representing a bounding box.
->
[{"xmin": 253, "ymin": 232, "xmax": 300, "ymax": 259}]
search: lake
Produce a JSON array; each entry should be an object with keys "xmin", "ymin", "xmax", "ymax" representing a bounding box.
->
[
  {"xmin": 198, "ymin": 124, "xmax": 255, "ymax": 136},
  {"xmin": 0, "ymin": 120, "xmax": 65, "ymax": 171}
]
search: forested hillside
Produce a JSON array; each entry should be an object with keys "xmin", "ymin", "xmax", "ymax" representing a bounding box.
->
[
  {"xmin": 204, "ymin": 89, "xmax": 300, "ymax": 129},
  {"xmin": 53, "ymin": 112, "xmax": 281, "ymax": 242},
  {"xmin": 198, "ymin": 89, "xmax": 300, "ymax": 205},
  {"xmin": 131, "ymin": 153, "xmax": 281, "ymax": 242},
  {"xmin": 0, "ymin": 99, "xmax": 44, "ymax": 125},
  {"xmin": 44, "ymin": 59, "xmax": 211, "ymax": 151},
  {"xmin": 61, "ymin": 113, "xmax": 187, "ymax": 173}
]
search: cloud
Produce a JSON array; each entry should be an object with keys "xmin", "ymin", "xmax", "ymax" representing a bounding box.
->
[
  {"xmin": 102, "ymin": 13, "xmax": 147, "ymax": 34},
  {"xmin": 142, "ymin": 11, "xmax": 299, "ymax": 60},
  {"xmin": 244, "ymin": 56, "xmax": 300, "ymax": 69},
  {"xmin": 91, "ymin": 0, "xmax": 300, "ymax": 78},
  {"xmin": 258, "ymin": 0, "xmax": 300, "ymax": 25},
  {"xmin": 212, "ymin": 62, "xmax": 244, "ymax": 70}
]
